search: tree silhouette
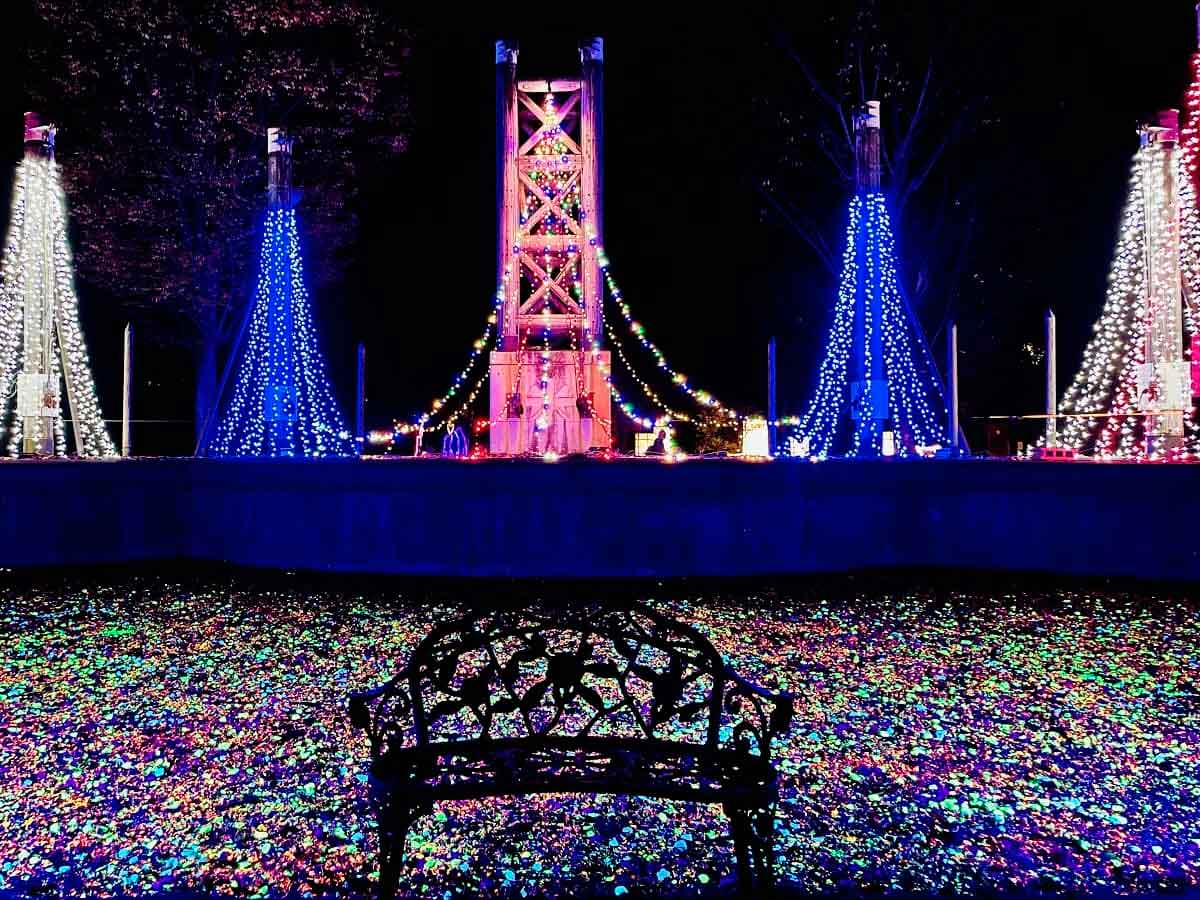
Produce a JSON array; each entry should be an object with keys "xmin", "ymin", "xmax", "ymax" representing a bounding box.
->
[
  {"xmin": 757, "ymin": 0, "xmax": 984, "ymax": 338},
  {"xmin": 24, "ymin": 1, "xmax": 410, "ymax": 442}
]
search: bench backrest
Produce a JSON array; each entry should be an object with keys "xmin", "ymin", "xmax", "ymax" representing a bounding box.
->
[
  {"xmin": 353, "ymin": 599, "xmax": 792, "ymax": 765},
  {"xmin": 408, "ymin": 600, "xmax": 729, "ymax": 749}
]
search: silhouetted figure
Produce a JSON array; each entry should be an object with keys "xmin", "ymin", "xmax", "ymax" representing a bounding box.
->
[{"xmin": 646, "ymin": 429, "xmax": 667, "ymax": 456}]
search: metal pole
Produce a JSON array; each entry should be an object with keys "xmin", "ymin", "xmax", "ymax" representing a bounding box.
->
[
  {"xmin": 496, "ymin": 40, "xmax": 519, "ymax": 350},
  {"xmin": 767, "ymin": 337, "xmax": 777, "ymax": 455},
  {"xmin": 1045, "ymin": 309, "xmax": 1057, "ymax": 448},
  {"xmin": 122, "ymin": 323, "xmax": 132, "ymax": 457},
  {"xmin": 580, "ymin": 37, "xmax": 604, "ymax": 346},
  {"xmin": 355, "ymin": 342, "xmax": 366, "ymax": 455},
  {"xmin": 948, "ymin": 322, "xmax": 959, "ymax": 453},
  {"xmin": 852, "ymin": 100, "xmax": 886, "ymax": 452}
]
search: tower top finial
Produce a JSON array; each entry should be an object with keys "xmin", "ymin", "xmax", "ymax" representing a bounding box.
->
[
  {"xmin": 1140, "ymin": 109, "xmax": 1180, "ymax": 147},
  {"xmin": 23, "ymin": 112, "xmax": 55, "ymax": 159},
  {"xmin": 853, "ymin": 100, "xmax": 882, "ymax": 192},
  {"xmin": 267, "ymin": 127, "xmax": 293, "ymax": 156},
  {"xmin": 580, "ymin": 37, "xmax": 604, "ymax": 65},
  {"xmin": 855, "ymin": 100, "xmax": 881, "ymax": 130},
  {"xmin": 495, "ymin": 40, "xmax": 519, "ymax": 66},
  {"xmin": 266, "ymin": 126, "xmax": 295, "ymax": 208}
]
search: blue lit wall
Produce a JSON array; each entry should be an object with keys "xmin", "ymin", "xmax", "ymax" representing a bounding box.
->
[{"xmin": 0, "ymin": 460, "xmax": 1195, "ymax": 581}]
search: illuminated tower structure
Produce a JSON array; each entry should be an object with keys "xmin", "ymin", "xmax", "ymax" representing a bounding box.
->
[
  {"xmin": 204, "ymin": 128, "xmax": 352, "ymax": 458},
  {"xmin": 488, "ymin": 37, "xmax": 612, "ymax": 455},
  {"xmin": 791, "ymin": 100, "xmax": 947, "ymax": 458},
  {"xmin": 1181, "ymin": 4, "xmax": 1200, "ymax": 422},
  {"xmin": 1057, "ymin": 110, "xmax": 1196, "ymax": 458},
  {"xmin": 0, "ymin": 112, "xmax": 115, "ymax": 457},
  {"xmin": 1137, "ymin": 111, "xmax": 1188, "ymax": 455}
]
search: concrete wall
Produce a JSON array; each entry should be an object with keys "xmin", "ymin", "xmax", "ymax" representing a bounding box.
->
[{"xmin": 0, "ymin": 458, "xmax": 1195, "ymax": 579}]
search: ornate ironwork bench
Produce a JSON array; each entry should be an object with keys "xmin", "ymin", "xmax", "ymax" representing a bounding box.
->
[{"xmin": 349, "ymin": 599, "xmax": 794, "ymax": 897}]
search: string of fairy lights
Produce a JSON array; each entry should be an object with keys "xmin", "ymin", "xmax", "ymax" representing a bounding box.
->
[
  {"xmin": 602, "ymin": 319, "xmax": 692, "ymax": 423},
  {"xmin": 391, "ymin": 274, "xmax": 507, "ymax": 437},
  {"xmin": 592, "ymin": 234, "xmax": 748, "ymax": 423}
]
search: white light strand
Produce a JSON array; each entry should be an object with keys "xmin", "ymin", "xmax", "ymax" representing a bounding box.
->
[{"xmin": 792, "ymin": 197, "xmax": 861, "ymax": 457}]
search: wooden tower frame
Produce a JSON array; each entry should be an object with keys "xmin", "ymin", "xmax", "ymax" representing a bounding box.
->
[{"xmin": 489, "ymin": 37, "xmax": 612, "ymax": 454}]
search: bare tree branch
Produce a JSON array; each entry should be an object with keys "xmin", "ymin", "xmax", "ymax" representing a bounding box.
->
[
  {"xmin": 758, "ymin": 186, "xmax": 838, "ymax": 275},
  {"xmin": 894, "ymin": 59, "xmax": 933, "ymax": 169},
  {"xmin": 857, "ymin": 44, "xmax": 867, "ymax": 106},
  {"xmin": 783, "ymin": 44, "xmax": 853, "ymax": 151},
  {"xmin": 897, "ymin": 111, "xmax": 966, "ymax": 214}
]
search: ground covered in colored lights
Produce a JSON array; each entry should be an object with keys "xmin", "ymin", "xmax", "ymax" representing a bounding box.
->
[{"xmin": 1, "ymin": 572, "xmax": 1198, "ymax": 898}]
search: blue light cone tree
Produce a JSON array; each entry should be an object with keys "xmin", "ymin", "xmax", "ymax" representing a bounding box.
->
[
  {"xmin": 793, "ymin": 102, "xmax": 947, "ymax": 458},
  {"xmin": 207, "ymin": 130, "xmax": 351, "ymax": 458}
]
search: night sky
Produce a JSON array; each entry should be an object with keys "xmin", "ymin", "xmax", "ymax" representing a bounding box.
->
[{"xmin": 5, "ymin": 3, "xmax": 1199, "ymax": 453}]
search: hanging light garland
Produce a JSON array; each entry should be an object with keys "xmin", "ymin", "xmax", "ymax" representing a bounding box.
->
[
  {"xmin": 587, "ymin": 232, "xmax": 742, "ymax": 420},
  {"xmin": 393, "ymin": 272, "xmax": 508, "ymax": 436},
  {"xmin": 602, "ymin": 319, "xmax": 691, "ymax": 422},
  {"xmin": 585, "ymin": 232, "xmax": 802, "ymax": 431}
]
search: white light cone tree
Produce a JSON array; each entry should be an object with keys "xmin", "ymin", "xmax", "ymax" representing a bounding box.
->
[
  {"xmin": 0, "ymin": 115, "xmax": 115, "ymax": 458},
  {"xmin": 1056, "ymin": 112, "xmax": 1199, "ymax": 459}
]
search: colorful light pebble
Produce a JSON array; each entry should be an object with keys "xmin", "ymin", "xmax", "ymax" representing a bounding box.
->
[{"xmin": 0, "ymin": 578, "xmax": 1197, "ymax": 897}]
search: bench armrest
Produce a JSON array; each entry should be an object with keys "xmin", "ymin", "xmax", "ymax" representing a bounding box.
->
[
  {"xmin": 349, "ymin": 668, "xmax": 414, "ymax": 759},
  {"xmin": 723, "ymin": 666, "xmax": 795, "ymax": 762}
]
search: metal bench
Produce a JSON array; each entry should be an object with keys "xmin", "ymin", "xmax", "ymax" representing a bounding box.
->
[{"xmin": 349, "ymin": 598, "xmax": 794, "ymax": 896}]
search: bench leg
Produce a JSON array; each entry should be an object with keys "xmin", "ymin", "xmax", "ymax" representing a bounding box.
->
[
  {"xmin": 727, "ymin": 803, "xmax": 777, "ymax": 893},
  {"xmin": 377, "ymin": 802, "xmax": 417, "ymax": 900},
  {"xmin": 728, "ymin": 806, "xmax": 754, "ymax": 894},
  {"xmin": 749, "ymin": 804, "xmax": 776, "ymax": 889}
]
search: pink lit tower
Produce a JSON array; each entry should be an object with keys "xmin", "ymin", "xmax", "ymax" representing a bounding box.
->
[
  {"xmin": 488, "ymin": 37, "xmax": 612, "ymax": 455},
  {"xmin": 1137, "ymin": 110, "xmax": 1188, "ymax": 455}
]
